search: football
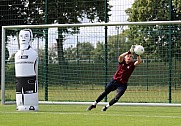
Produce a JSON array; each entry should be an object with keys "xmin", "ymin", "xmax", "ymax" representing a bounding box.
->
[{"xmin": 134, "ymin": 45, "xmax": 144, "ymax": 55}]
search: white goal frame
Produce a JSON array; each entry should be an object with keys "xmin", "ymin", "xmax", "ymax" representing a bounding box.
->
[{"xmin": 2, "ymin": 20, "xmax": 181, "ymax": 106}]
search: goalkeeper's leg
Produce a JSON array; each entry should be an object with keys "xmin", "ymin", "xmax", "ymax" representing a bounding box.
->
[
  {"xmin": 102, "ymin": 84, "xmax": 127, "ymax": 111},
  {"xmin": 87, "ymin": 90, "xmax": 112, "ymax": 111},
  {"xmin": 87, "ymin": 79, "xmax": 116, "ymax": 111}
]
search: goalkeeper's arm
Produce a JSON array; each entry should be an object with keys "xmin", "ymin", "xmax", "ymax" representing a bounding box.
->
[
  {"xmin": 118, "ymin": 51, "xmax": 131, "ymax": 63},
  {"xmin": 134, "ymin": 55, "xmax": 142, "ymax": 66},
  {"xmin": 118, "ymin": 45, "xmax": 134, "ymax": 63}
]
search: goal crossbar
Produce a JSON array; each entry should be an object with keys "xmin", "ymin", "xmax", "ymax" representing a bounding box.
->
[{"xmin": 2, "ymin": 20, "xmax": 181, "ymax": 30}]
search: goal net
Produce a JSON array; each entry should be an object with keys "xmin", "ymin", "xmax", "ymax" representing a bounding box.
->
[{"xmin": 1, "ymin": 21, "xmax": 181, "ymax": 106}]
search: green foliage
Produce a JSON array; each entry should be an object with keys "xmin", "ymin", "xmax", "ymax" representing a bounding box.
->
[
  {"xmin": 64, "ymin": 42, "xmax": 94, "ymax": 61},
  {"xmin": 93, "ymin": 41, "xmax": 105, "ymax": 63},
  {"xmin": 0, "ymin": 0, "xmax": 112, "ymax": 66},
  {"xmin": 63, "ymin": 33, "xmax": 133, "ymax": 63},
  {"xmin": 78, "ymin": 42, "xmax": 94, "ymax": 60},
  {"xmin": 107, "ymin": 33, "xmax": 132, "ymax": 61},
  {"xmin": 0, "ymin": 1, "xmax": 27, "ymax": 26},
  {"xmin": 46, "ymin": 0, "xmax": 112, "ymax": 67},
  {"xmin": 125, "ymin": 0, "xmax": 181, "ymax": 61},
  {"xmin": 47, "ymin": 0, "xmax": 112, "ymax": 24}
]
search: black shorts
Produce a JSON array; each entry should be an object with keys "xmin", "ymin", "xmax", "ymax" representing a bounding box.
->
[
  {"xmin": 16, "ymin": 76, "xmax": 37, "ymax": 94},
  {"xmin": 105, "ymin": 78, "xmax": 127, "ymax": 94}
]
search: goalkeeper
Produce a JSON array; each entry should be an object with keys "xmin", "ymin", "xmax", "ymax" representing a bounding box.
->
[{"xmin": 87, "ymin": 45, "xmax": 142, "ymax": 111}]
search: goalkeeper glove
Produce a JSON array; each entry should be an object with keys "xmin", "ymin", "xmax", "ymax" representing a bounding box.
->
[{"xmin": 129, "ymin": 45, "xmax": 135, "ymax": 53}]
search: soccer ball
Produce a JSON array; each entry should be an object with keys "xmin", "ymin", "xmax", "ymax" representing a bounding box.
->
[{"xmin": 134, "ymin": 45, "xmax": 144, "ymax": 55}]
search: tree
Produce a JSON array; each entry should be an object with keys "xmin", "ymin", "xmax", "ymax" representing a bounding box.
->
[
  {"xmin": 47, "ymin": 0, "xmax": 112, "ymax": 66},
  {"xmin": 0, "ymin": 0, "xmax": 43, "ymax": 35},
  {"xmin": 107, "ymin": 33, "xmax": 131, "ymax": 62},
  {"xmin": 48, "ymin": 45, "xmax": 58, "ymax": 64},
  {"xmin": 64, "ymin": 45, "xmax": 77, "ymax": 60},
  {"xmin": 38, "ymin": 46, "xmax": 58, "ymax": 64},
  {"xmin": 125, "ymin": 0, "xmax": 181, "ymax": 61},
  {"xmin": 24, "ymin": 0, "xmax": 45, "ymax": 25},
  {"xmin": 64, "ymin": 42, "xmax": 94, "ymax": 63},
  {"xmin": 93, "ymin": 41, "xmax": 105, "ymax": 63},
  {"xmin": 1, "ymin": 0, "xmax": 112, "ymax": 84},
  {"xmin": 0, "ymin": 0, "xmax": 25, "ymax": 81},
  {"xmin": 77, "ymin": 42, "xmax": 94, "ymax": 61},
  {"xmin": 41, "ymin": 0, "xmax": 112, "ymax": 83}
]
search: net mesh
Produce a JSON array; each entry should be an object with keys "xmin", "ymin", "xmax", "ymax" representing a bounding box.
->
[{"xmin": 3, "ymin": 23, "xmax": 181, "ymax": 103}]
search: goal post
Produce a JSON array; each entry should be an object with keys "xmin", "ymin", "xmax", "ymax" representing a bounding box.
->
[
  {"xmin": 1, "ymin": 21, "xmax": 181, "ymax": 106},
  {"xmin": 1, "ymin": 27, "xmax": 6, "ymax": 105}
]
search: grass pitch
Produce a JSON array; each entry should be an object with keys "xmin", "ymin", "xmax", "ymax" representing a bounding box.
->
[{"xmin": 0, "ymin": 104, "xmax": 181, "ymax": 126}]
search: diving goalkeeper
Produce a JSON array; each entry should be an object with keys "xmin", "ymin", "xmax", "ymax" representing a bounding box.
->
[{"xmin": 87, "ymin": 45, "xmax": 142, "ymax": 111}]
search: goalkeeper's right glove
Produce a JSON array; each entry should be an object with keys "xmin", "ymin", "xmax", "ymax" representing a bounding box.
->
[{"xmin": 129, "ymin": 45, "xmax": 135, "ymax": 53}]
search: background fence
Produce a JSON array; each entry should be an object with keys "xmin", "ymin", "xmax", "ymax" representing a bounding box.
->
[{"xmin": 1, "ymin": 0, "xmax": 181, "ymax": 104}]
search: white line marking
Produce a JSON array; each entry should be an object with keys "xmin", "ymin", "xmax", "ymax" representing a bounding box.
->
[{"xmin": 0, "ymin": 111, "xmax": 181, "ymax": 119}]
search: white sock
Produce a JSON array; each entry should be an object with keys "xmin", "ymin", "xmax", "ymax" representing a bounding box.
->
[
  {"xmin": 93, "ymin": 101, "xmax": 97, "ymax": 105},
  {"xmin": 106, "ymin": 104, "xmax": 110, "ymax": 108}
]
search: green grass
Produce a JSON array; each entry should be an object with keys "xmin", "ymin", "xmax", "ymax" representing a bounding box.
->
[{"xmin": 0, "ymin": 104, "xmax": 181, "ymax": 126}]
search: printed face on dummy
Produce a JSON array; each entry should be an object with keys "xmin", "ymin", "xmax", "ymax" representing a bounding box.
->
[
  {"xmin": 125, "ymin": 54, "xmax": 133, "ymax": 64},
  {"xmin": 19, "ymin": 30, "xmax": 32, "ymax": 50}
]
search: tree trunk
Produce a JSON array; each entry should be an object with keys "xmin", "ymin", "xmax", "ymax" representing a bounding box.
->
[{"xmin": 56, "ymin": 29, "xmax": 67, "ymax": 86}]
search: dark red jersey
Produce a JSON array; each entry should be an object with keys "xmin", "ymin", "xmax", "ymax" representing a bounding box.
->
[{"xmin": 113, "ymin": 60, "xmax": 135, "ymax": 84}]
